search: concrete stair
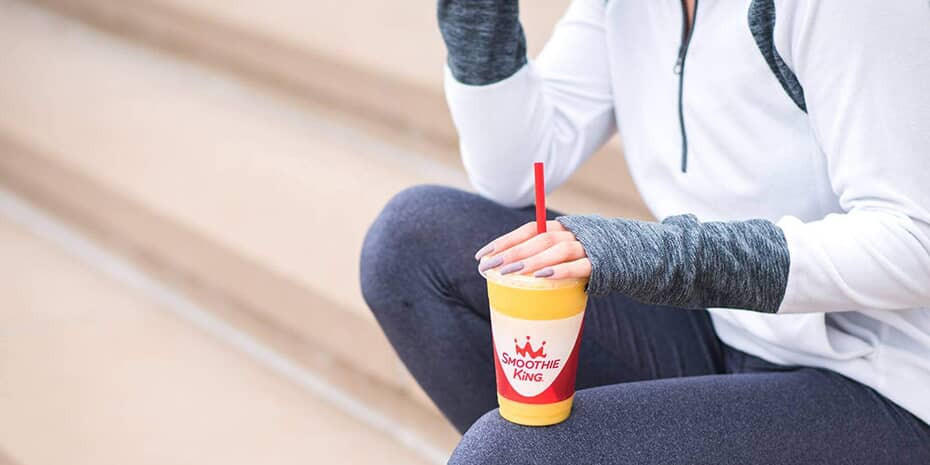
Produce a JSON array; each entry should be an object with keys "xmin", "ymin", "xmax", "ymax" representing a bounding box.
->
[
  {"xmin": 0, "ymin": 195, "xmax": 444, "ymax": 465},
  {"xmin": 0, "ymin": 0, "xmax": 650, "ymax": 460},
  {"xmin": 27, "ymin": 0, "xmax": 650, "ymax": 213},
  {"xmin": 0, "ymin": 0, "xmax": 463, "ymax": 454}
]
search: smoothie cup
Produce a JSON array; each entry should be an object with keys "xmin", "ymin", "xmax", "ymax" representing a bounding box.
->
[{"xmin": 483, "ymin": 267, "xmax": 588, "ymax": 426}]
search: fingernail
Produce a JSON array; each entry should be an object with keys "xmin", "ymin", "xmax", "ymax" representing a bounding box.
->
[
  {"xmin": 478, "ymin": 255, "xmax": 504, "ymax": 272},
  {"xmin": 474, "ymin": 244, "xmax": 495, "ymax": 261},
  {"xmin": 534, "ymin": 268, "xmax": 555, "ymax": 278},
  {"xmin": 499, "ymin": 262, "xmax": 525, "ymax": 275}
]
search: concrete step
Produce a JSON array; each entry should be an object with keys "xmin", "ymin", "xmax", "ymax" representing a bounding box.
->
[
  {"xmin": 1, "ymin": 0, "xmax": 463, "ymax": 448},
  {"xmin": 26, "ymin": 0, "xmax": 561, "ymax": 150},
  {"xmin": 28, "ymin": 0, "xmax": 651, "ymax": 218},
  {"xmin": 0, "ymin": 191, "xmax": 448, "ymax": 464}
]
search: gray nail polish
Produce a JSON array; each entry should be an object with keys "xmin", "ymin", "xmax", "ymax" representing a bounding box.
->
[
  {"xmin": 534, "ymin": 268, "xmax": 555, "ymax": 278},
  {"xmin": 478, "ymin": 255, "xmax": 504, "ymax": 272},
  {"xmin": 474, "ymin": 244, "xmax": 495, "ymax": 261},
  {"xmin": 499, "ymin": 262, "xmax": 525, "ymax": 275}
]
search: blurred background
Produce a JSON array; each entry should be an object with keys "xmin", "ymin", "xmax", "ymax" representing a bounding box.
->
[{"xmin": 0, "ymin": 0, "xmax": 649, "ymax": 463}]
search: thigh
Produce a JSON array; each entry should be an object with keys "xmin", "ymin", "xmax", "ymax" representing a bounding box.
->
[
  {"xmin": 450, "ymin": 368, "xmax": 930, "ymax": 465},
  {"xmin": 576, "ymin": 293, "xmax": 725, "ymax": 390},
  {"xmin": 363, "ymin": 185, "xmax": 724, "ymax": 429},
  {"xmin": 364, "ymin": 185, "xmax": 723, "ymax": 381},
  {"xmin": 415, "ymin": 185, "xmax": 724, "ymax": 379}
]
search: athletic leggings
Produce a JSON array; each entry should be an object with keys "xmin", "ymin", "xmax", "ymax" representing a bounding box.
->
[{"xmin": 360, "ymin": 185, "xmax": 930, "ymax": 465}]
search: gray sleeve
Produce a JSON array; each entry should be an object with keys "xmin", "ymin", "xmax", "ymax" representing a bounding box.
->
[
  {"xmin": 556, "ymin": 214, "xmax": 790, "ymax": 313},
  {"xmin": 437, "ymin": 0, "xmax": 527, "ymax": 85}
]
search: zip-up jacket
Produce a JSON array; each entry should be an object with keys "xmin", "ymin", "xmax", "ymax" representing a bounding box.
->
[{"xmin": 438, "ymin": 0, "xmax": 930, "ymax": 424}]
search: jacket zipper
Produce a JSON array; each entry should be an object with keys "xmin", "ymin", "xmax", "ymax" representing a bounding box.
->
[{"xmin": 674, "ymin": 0, "xmax": 699, "ymax": 173}]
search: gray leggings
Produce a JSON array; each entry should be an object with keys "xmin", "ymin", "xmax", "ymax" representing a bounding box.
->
[{"xmin": 360, "ymin": 185, "xmax": 930, "ymax": 465}]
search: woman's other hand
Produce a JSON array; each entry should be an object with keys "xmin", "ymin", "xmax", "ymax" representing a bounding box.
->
[{"xmin": 475, "ymin": 221, "xmax": 591, "ymax": 279}]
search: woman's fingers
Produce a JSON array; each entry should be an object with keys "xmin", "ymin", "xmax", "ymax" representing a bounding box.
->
[
  {"xmin": 533, "ymin": 258, "xmax": 592, "ymax": 280},
  {"xmin": 472, "ymin": 215, "xmax": 592, "ymax": 279},
  {"xmin": 514, "ymin": 241, "xmax": 587, "ymax": 275},
  {"xmin": 474, "ymin": 220, "xmax": 566, "ymax": 261},
  {"xmin": 495, "ymin": 231, "xmax": 576, "ymax": 266}
]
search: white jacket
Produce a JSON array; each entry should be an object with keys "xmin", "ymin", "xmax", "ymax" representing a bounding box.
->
[{"xmin": 444, "ymin": 0, "xmax": 930, "ymax": 423}]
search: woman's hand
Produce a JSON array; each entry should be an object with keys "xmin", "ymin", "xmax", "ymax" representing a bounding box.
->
[{"xmin": 475, "ymin": 221, "xmax": 592, "ymax": 279}]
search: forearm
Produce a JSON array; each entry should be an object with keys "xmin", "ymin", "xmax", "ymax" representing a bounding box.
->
[
  {"xmin": 437, "ymin": 0, "xmax": 526, "ymax": 85},
  {"xmin": 557, "ymin": 214, "xmax": 790, "ymax": 313}
]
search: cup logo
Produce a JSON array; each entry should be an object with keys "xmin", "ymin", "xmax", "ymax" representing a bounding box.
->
[
  {"xmin": 514, "ymin": 336, "xmax": 546, "ymax": 359},
  {"xmin": 490, "ymin": 307, "xmax": 584, "ymax": 398}
]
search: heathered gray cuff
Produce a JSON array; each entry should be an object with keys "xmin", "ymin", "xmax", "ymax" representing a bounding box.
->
[
  {"xmin": 556, "ymin": 214, "xmax": 790, "ymax": 313},
  {"xmin": 437, "ymin": 0, "xmax": 527, "ymax": 85}
]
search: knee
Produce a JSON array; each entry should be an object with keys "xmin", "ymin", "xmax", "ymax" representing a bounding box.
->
[
  {"xmin": 448, "ymin": 410, "xmax": 518, "ymax": 465},
  {"xmin": 448, "ymin": 390, "xmax": 650, "ymax": 465},
  {"xmin": 364, "ymin": 184, "xmax": 461, "ymax": 250},
  {"xmin": 360, "ymin": 185, "xmax": 466, "ymax": 312}
]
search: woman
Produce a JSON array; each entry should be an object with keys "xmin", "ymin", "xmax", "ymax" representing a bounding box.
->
[{"xmin": 361, "ymin": 1, "xmax": 930, "ymax": 463}]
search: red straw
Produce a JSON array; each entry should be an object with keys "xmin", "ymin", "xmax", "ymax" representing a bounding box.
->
[{"xmin": 534, "ymin": 162, "xmax": 547, "ymax": 234}]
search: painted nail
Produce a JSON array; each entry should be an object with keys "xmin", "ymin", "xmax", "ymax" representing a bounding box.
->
[
  {"xmin": 499, "ymin": 262, "xmax": 525, "ymax": 275},
  {"xmin": 478, "ymin": 255, "xmax": 504, "ymax": 272},
  {"xmin": 534, "ymin": 268, "xmax": 555, "ymax": 278},
  {"xmin": 474, "ymin": 244, "xmax": 495, "ymax": 261}
]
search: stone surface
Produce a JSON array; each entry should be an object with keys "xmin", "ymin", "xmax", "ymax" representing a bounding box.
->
[
  {"xmin": 0, "ymin": 0, "xmax": 460, "ymax": 439},
  {"xmin": 0, "ymin": 212, "xmax": 438, "ymax": 465}
]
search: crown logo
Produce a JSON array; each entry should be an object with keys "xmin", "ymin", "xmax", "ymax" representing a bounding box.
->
[{"xmin": 514, "ymin": 336, "xmax": 546, "ymax": 359}]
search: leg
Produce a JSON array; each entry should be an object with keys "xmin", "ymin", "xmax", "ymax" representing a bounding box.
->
[
  {"xmin": 450, "ymin": 364, "xmax": 930, "ymax": 465},
  {"xmin": 361, "ymin": 185, "xmax": 725, "ymax": 432}
]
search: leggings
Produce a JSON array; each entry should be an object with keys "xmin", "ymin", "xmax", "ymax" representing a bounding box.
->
[{"xmin": 360, "ymin": 185, "xmax": 930, "ymax": 465}]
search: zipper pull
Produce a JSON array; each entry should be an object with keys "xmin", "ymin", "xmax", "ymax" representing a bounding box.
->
[{"xmin": 673, "ymin": 46, "xmax": 685, "ymax": 74}]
